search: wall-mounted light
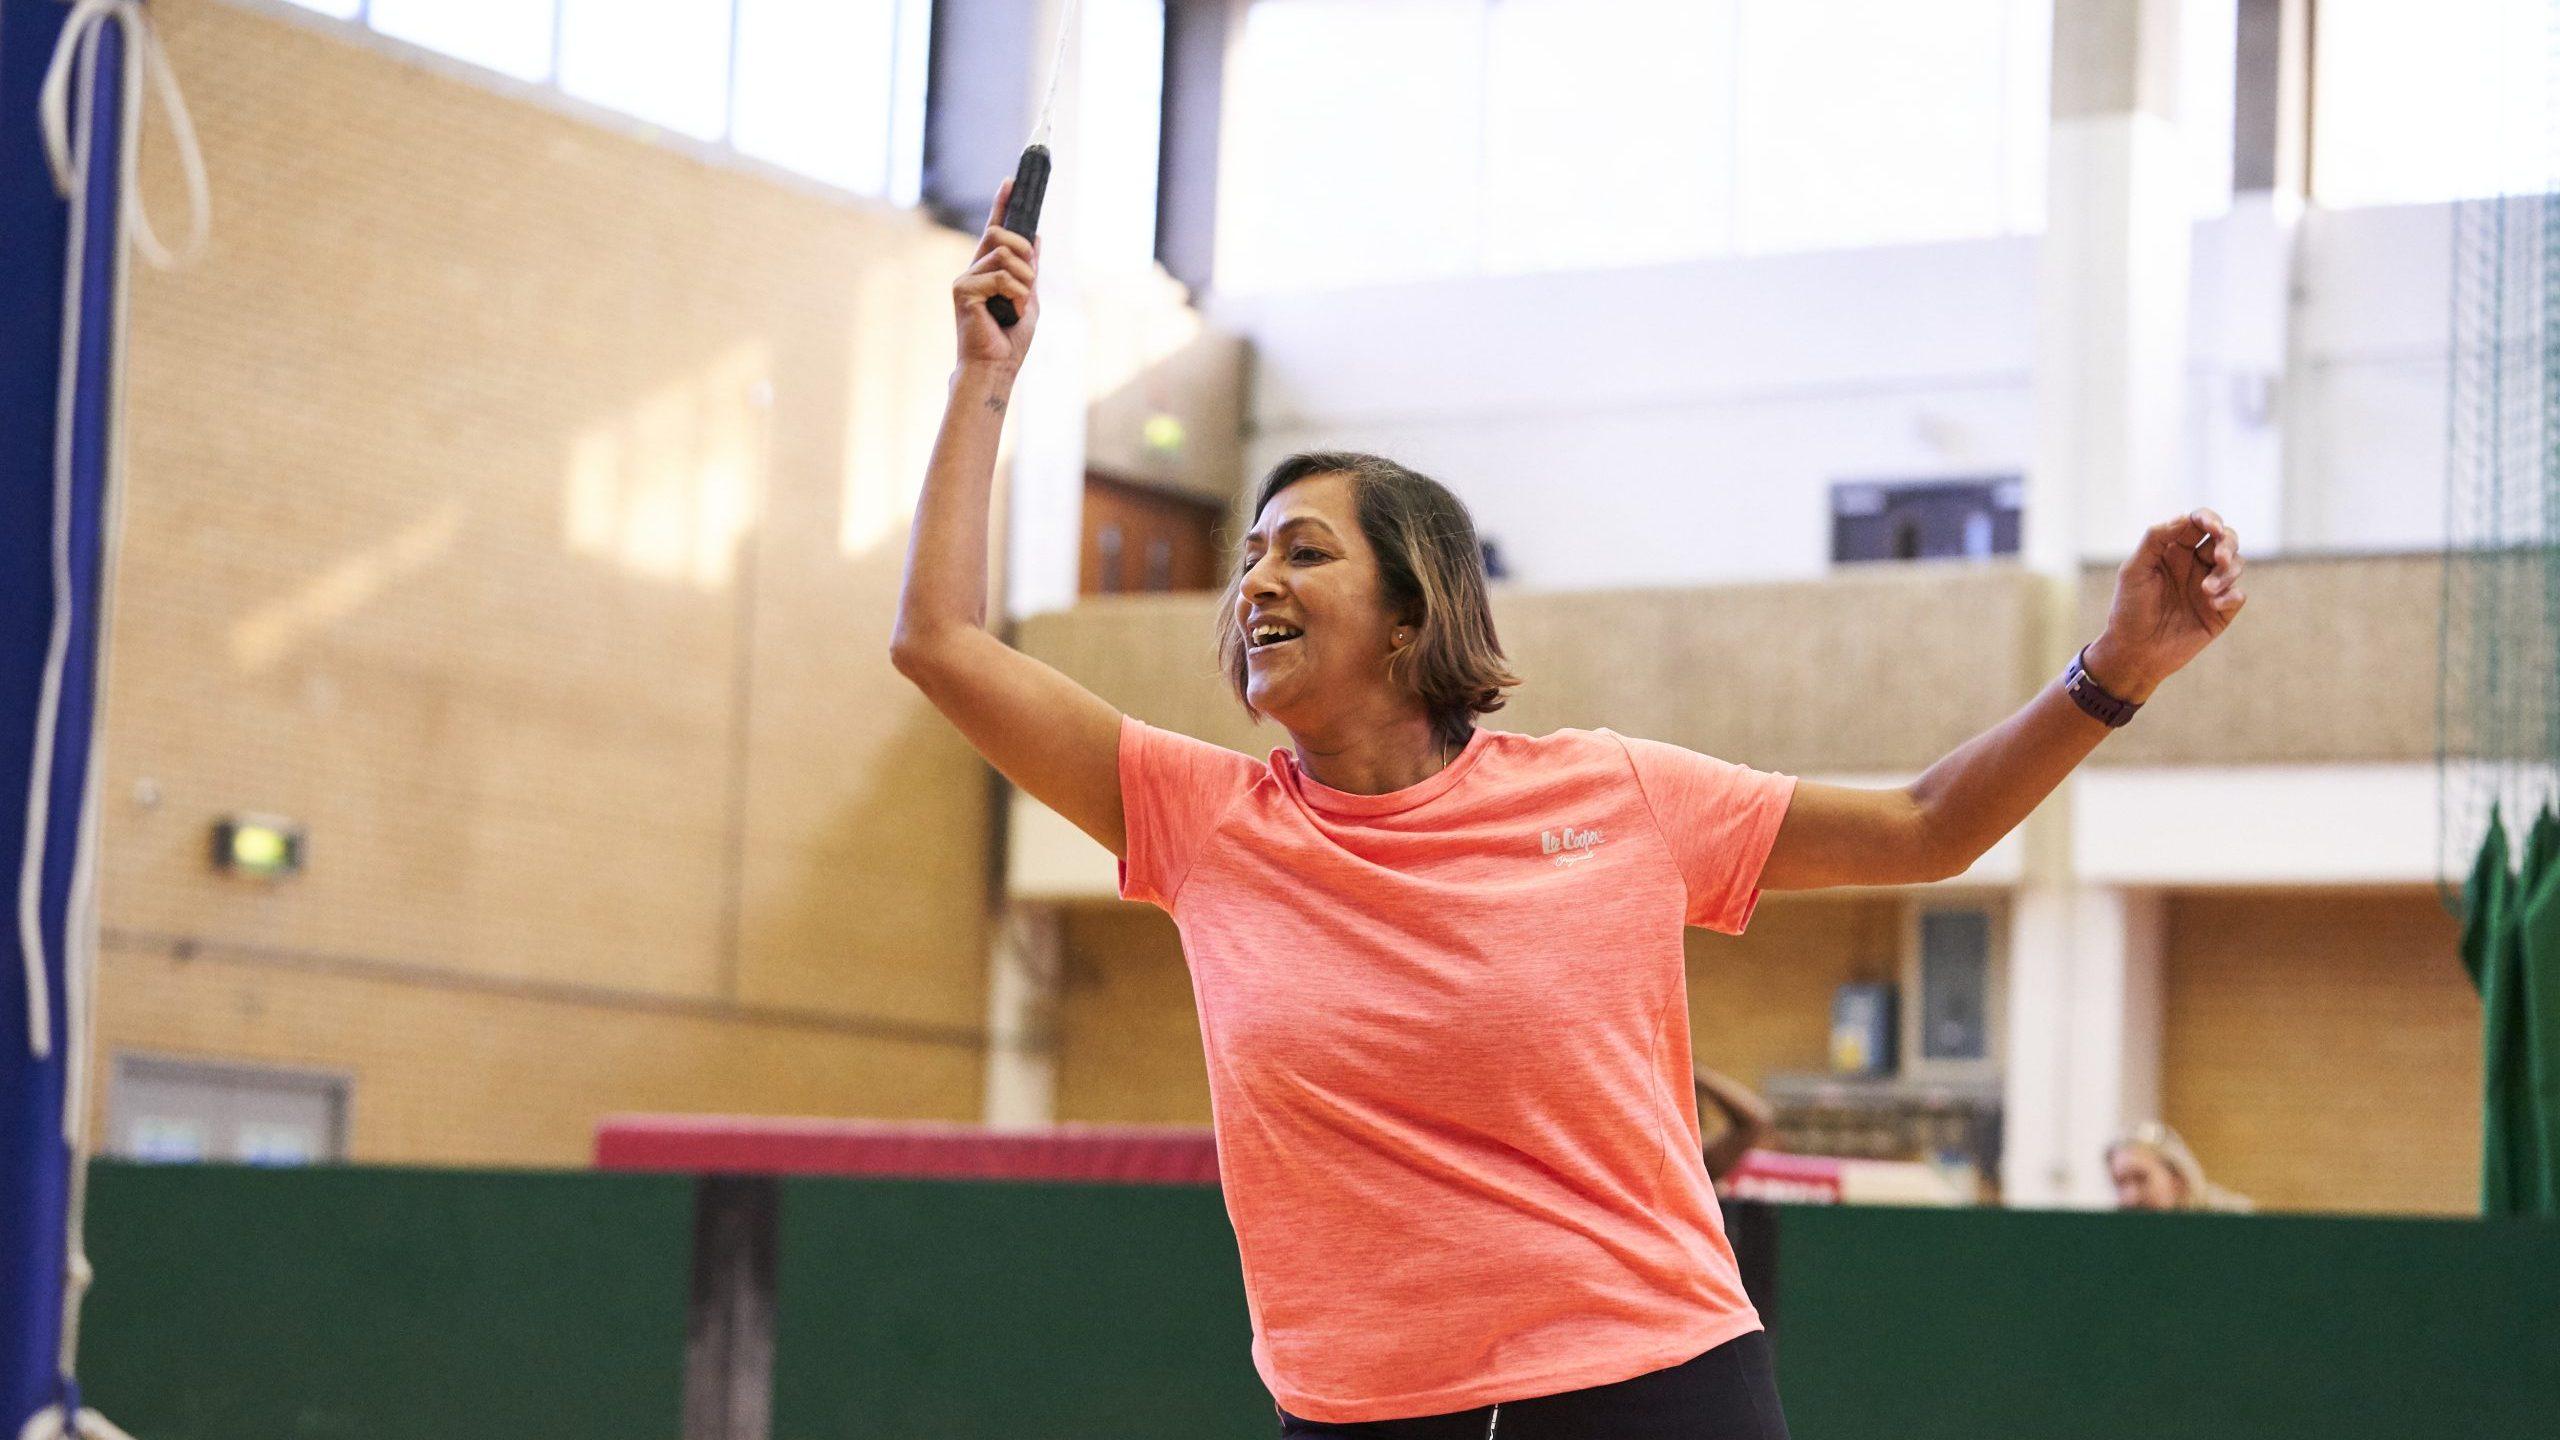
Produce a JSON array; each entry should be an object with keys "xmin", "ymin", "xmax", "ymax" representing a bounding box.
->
[{"xmin": 212, "ymin": 814, "xmax": 304, "ymax": 880}]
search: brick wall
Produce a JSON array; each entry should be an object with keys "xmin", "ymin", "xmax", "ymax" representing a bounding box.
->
[
  {"xmin": 1686, "ymin": 896, "xmax": 1904, "ymax": 1089},
  {"xmin": 91, "ymin": 0, "xmax": 1021, "ymax": 1162},
  {"xmin": 1054, "ymin": 906, "xmax": 1212, "ymax": 1125},
  {"xmin": 2162, "ymin": 889, "xmax": 2480, "ymax": 1216}
]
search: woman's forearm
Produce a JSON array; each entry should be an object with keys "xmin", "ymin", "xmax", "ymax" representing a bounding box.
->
[
  {"xmin": 893, "ymin": 362, "xmax": 1019, "ymax": 657},
  {"xmin": 1694, "ymin": 1067, "xmax": 1774, "ymax": 1134},
  {"xmin": 1907, "ymin": 637, "xmax": 2152, "ymax": 876}
]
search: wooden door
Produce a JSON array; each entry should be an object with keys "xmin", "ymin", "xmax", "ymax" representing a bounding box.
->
[{"xmin": 1079, "ymin": 472, "xmax": 1226, "ymax": 595}]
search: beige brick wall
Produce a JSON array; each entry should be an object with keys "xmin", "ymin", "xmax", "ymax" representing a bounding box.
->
[
  {"xmin": 99, "ymin": 940, "xmax": 981, "ymax": 1168},
  {"xmin": 91, "ymin": 0, "xmax": 1039, "ymax": 1162},
  {"xmin": 1054, "ymin": 906, "xmax": 1212, "ymax": 1125},
  {"xmin": 2081, "ymin": 554, "xmax": 2440, "ymax": 766},
  {"xmin": 1686, "ymin": 897, "xmax": 1903, "ymax": 1090},
  {"xmin": 2161, "ymin": 889, "xmax": 2481, "ymax": 1216}
]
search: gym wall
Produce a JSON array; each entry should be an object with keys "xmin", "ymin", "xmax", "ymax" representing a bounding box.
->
[
  {"xmin": 83, "ymin": 0, "xmax": 1143, "ymax": 1164},
  {"xmin": 2162, "ymin": 889, "xmax": 2477, "ymax": 1216}
]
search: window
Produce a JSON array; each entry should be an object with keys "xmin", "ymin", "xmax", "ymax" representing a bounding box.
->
[
  {"xmin": 368, "ymin": 0, "xmax": 555, "ymax": 82},
  {"xmin": 558, "ymin": 0, "xmax": 735, "ymax": 142},
  {"xmin": 1831, "ymin": 477, "xmax": 2024, "ymax": 564},
  {"xmin": 1076, "ymin": 0, "xmax": 1169, "ymax": 275},
  {"xmin": 276, "ymin": 0, "xmax": 934, "ymax": 205},
  {"xmin": 1916, "ymin": 911, "xmax": 1992, "ymax": 1062},
  {"xmin": 2181, "ymin": 0, "xmax": 2237, "ymax": 216},
  {"xmin": 1220, "ymin": 0, "xmax": 2059, "ymax": 292},
  {"xmin": 112, "ymin": 1056, "xmax": 349, "ymax": 1166},
  {"xmin": 2314, "ymin": 0, "xmax": 2558, "ymax": 206},
  {"xmin": 734, "ymin": 0, "xmax": 899, "ymax": 196},
  {"xmin": 1736, "ymin": 0, "xmax": 2020, "ymax": 254},
  {"xmin": 1221, "ymin": 0, "xmax": 1487, "ymax": 290},
  {"xmin": 1481, "ymin": 0, "xmax": 1736, "ymax": 273}
]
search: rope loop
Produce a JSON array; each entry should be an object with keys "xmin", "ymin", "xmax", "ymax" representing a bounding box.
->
[{"xmin": 38, "ymin": 0, "xmax": 211, "ymax": 270}]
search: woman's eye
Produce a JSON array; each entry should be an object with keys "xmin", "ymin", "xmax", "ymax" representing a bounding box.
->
[{"xmin": 1291, "ymin": 547, "xmax": 1325, "ymax": 563}]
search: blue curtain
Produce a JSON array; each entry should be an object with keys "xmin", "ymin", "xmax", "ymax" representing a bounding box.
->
[{"xmin": 2, "ymin": 0, "xmax": 126, "ymax": 1427}]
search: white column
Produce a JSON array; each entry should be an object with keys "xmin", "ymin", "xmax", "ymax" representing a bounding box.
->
[
  {"xmin": 982, "ymin": 903, "xmax": 1064, "ymax": 1128},
  {"xmin": 2028, "ymin": 0, "xmax": 2196, "ymax": 573},
  {"xmin": 2007, "ymin": 0, "xmax": 2194, "ymax": 1208},
  {"xmin": 2003, "ymin": 887, "xmax": 2165, "ymax": 1206}
]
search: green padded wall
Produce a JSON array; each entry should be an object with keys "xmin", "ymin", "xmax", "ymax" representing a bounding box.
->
[
  {"xmin": 76, "ymin": 1165, "xmax": 2560, "ymax": 1439},
  {"xmin": 772, "ymin": 1177, "xmax": 1267, "ymax": 1439},
  {"xmin": 79, "ymin": 1161, "xmax": 692, "ymax": 1439},
  {"xmin": 1775, "ymin": 1205, "xmax": 2560, "ymax": 1440}
]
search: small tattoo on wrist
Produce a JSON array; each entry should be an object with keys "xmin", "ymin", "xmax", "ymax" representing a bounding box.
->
[{"xmin": 984, "ymin": 394, "xmax": 1008, "ymax": 416}]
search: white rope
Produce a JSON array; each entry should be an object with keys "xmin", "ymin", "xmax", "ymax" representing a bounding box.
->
[
  {"xmin": 16, "ymin": 1403, "xmax": 139, "ymax": 1440},
  {"xmin": 38, "ymin": 0, "xmax": 208, "ymax": 264},
  {"xmin": 1028, "ymin": 0, "xmax": 1081, "ymax": 146},
  {"xmin": 17, "ymin": 5, "xmax": 207, "ymax": 1437}
]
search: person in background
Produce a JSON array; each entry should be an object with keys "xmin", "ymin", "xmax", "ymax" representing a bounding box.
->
[
  {"xmin": 2107, "ymin": 1120, "xmax": 2254, "ymax": 1213},
  {"xmin": 1694, "ymin": 1065, "xmax": 1776, "ymax": 1186}
]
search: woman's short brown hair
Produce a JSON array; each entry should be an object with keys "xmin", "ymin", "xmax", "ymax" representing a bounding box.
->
[{"xmin": 1217, "ymin": 452, "xmax": 1519, "ymax": 751}]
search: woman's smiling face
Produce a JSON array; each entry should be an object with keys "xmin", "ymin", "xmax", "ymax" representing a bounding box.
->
[{"xmin": 1234, "ymin": 472, "xmax": 1408, "ymax": 730}]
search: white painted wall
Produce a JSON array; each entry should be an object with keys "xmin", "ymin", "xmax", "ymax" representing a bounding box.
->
[
  {"xmin": 1210, "ymin": 200, "xmax": 2457, "ymax": 586},
  {"xmin": 2287, "ymin": 202, "xmax": 2455, "ymax": 553}
]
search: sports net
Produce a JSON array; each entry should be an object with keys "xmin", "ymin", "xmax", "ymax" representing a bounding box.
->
[{"xmin": 2441, "ymin": 0, "xmax": 2560, "ymax": 891}]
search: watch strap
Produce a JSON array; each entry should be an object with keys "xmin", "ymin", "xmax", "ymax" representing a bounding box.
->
[{"xmin": 2064, "ymin": 646, "xmax": 2141, "ymax": 728}]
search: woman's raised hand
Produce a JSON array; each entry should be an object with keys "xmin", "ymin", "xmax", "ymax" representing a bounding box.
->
[
  {"xmin": 2086, "ymin": 508, "xmax": 2248, "ymax": 701},
  {"xmin": 954, "ymin": 178, "xmax": 1040, "ymax": 371}
]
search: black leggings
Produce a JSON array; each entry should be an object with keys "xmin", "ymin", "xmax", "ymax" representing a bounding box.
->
[{"xmin": 1275, "ymin": 1331, "xmax": 1791, "ymax": 1440}]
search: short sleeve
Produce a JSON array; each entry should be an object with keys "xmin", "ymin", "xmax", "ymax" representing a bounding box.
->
[
  {"xmin": 1118, "ymin": 716, "xmax": 1260, "ymax": 910},
  {"xmin": 1615, "ymin": 733, "xmax": 1798, "ymax": 935}
]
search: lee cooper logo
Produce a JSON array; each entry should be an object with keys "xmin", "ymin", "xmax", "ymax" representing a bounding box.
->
[{"xmin": 1541, "ymin": 825, "xmax": 1605, "ymax": 866}]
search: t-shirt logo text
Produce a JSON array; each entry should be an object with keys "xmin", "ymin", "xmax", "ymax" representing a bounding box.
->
[{"xmin": 1540, "ymin": 825, "xmax": 1606, "ymax": 866}]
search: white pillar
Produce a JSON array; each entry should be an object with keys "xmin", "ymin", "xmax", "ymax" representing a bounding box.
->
[
  {"xmin": 982, "ymin": 903, "xmax": 1064, "ymax": 1128},
  {"xmin": 2029, "ymin": 0, "xmax": 2195, "ymax": 573},
  {"xmin": 2003, "ymin": 887, "xmax": 2165, "ymax": 1206},
  {"xmin": 2008, "ymin": 0, "xmax": 2193, "ymax": 1208}
]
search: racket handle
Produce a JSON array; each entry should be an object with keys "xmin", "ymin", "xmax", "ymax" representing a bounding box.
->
[{"xmin": 989, "ymin": 144, "xmax": 1051, "ymax": 329}]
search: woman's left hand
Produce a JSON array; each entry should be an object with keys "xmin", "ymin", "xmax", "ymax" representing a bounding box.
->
[{"xmin": 2084, "ymin": 509, "xmax": 2246, "ymax": 702}]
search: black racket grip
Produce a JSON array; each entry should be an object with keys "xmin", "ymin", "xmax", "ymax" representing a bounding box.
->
[{"xmin": 989, "ymin": 144, "xmax": 1051, "ymax": 329}]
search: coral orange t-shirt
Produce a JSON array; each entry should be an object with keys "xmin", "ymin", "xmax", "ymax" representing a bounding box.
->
[{"xmin": 1117, "ymin": 718, "xmax": 1798, "ymax": 1423}]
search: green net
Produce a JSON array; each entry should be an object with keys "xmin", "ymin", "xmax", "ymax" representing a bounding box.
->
[
  {"xmin": 2441, "ymin": 22, "xmax": 2560, "ymax": 893},
  {"xmin": 2441, "ymin": 2, "xmax": 2560, "ymax": 1216}
]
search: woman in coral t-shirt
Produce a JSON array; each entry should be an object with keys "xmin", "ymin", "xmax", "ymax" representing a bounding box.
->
[{"xmin": 892, "ymin": 185, "xmax": 2248, "ymax": 1438}]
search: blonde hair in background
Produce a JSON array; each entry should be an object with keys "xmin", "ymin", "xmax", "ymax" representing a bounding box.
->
[
  {"xmin": 2108, "ymin": 1120, "xmax": 2255, "ymax": 1213},
  {"xmin": 1218, "ymin": 452, "xmax": 1520, "ymax": 753}
]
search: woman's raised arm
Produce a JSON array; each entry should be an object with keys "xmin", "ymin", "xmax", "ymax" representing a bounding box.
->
[
  {"xmin": 1761, "ymin": 511, "xmax": 2247, "ymax": 891},
  {"xmin": 890, "ymin": 182, "xmax": 1127, "ymax": 858}
]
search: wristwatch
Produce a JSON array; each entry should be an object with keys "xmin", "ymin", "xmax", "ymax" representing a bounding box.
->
[{"xmin": 2063, "ymin": 646, "xmax": 2142, "ymax": 728}]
